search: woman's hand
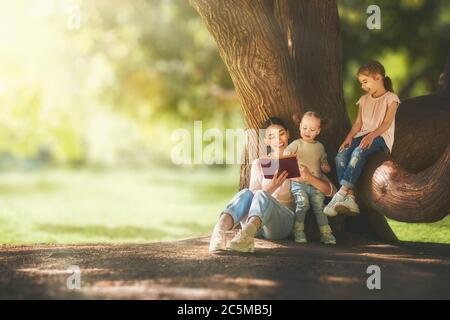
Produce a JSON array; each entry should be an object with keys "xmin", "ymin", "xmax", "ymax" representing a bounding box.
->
[
  {"xmin": 359, "ymin": 133, "xmax": 375, "ymax": 149},
  {"xmin": 290, "ymin": 165, "xmax": 312, "ymax": 184},
  {"xmin": 264, "ymin": 170, "xmax": 288, "ymax": 194},
  {"xmin": 339, "ymin": 136, "xmax": 353, "ymax": 152}
]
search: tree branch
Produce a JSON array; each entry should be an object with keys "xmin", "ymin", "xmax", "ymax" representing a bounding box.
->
[{"xmin": 358, "ymin": 146, "xmax": 450, "ymax": 223}]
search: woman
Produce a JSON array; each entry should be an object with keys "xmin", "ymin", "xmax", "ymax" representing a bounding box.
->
[{"xmin": 209, "ymin": 117, "xmax": 336, "ymax": 253}]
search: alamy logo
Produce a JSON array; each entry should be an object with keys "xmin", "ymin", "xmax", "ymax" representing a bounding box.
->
[
  {"xmin": 366, "ymin": 265, "xmax": 381, "ymax": 290},
  {"xmin": 366, "ymin": 5, "xmax": 381, "ymax": 30},
  {"xmin": 66, "ymin": 265, "xmax": 81, "ymax": 290}
]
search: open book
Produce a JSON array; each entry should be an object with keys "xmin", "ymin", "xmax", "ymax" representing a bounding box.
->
[{"xmin": 258, "ymin": 155, "xmax": 300, "ymax": 179}]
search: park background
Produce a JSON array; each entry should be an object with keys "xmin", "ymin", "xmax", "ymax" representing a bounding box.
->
[{"xmin": 0, "ymin": 0, "xmax": 449, "ymax": 244}]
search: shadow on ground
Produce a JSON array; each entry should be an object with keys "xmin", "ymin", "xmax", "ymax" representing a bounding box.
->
[{"xmin": 0, "ymin": 234, "xmax": 449, "ymax": 299}]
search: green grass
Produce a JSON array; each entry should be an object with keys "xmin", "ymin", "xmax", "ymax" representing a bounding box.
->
[
  {"xmin": 0, "ymin": 166, "xmax": 240, "ymax": 244},
  {"xmin": 0, "ymin": 166, "xmax": 448, "ymax": 244},
  {"xmin": 387, "ymin": 217, "xmax": 450, "ymax": 244}
]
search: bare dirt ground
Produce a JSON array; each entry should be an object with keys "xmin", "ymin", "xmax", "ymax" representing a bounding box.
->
[{"xmin": 1, "ymin": 233, "xmax": 449, "ymax": 299}]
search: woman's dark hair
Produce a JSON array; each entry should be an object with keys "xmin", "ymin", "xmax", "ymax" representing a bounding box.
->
[
  {"xmin": 261, "ymin": 117, "xmax": 288, "ymax": 130},
  {"xmin": 261, "ymin": 117, "xmax": 289, "ymax": 155},
  {"xmin": 357, "ymin": 60, "xmax": 394, "ymax": 92}
]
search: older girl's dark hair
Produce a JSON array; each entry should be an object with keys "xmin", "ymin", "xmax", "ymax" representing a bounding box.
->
[{"xmin": 357, "ymin": 60, "xmax": 394, "ymax": 92}]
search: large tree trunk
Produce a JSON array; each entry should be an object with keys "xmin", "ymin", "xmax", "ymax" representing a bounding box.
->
[{"xmin": 190, "ymin": 0, "xmax": 449, "ymax": 243}]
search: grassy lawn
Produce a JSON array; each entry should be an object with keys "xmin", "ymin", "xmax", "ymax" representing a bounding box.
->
[
  {"xmin": 388, "ymin": 217, "xmax": 450, "ymax": 244},
  {"xmin": 0, "ymin": 166, "xmax": 448, "ymax": 244},
  {"xmin": 0, "ymin": 166, "xmax": 240, "ymax": 244}
]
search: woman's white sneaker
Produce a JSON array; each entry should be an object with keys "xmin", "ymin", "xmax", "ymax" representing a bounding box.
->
[
  {"xmin": 226, "ymin": 230, "xmax": 255, "ymax": 253},
  {"xmin": 209, "ymin": 230, "xmax": 226, "ymax": 252}
]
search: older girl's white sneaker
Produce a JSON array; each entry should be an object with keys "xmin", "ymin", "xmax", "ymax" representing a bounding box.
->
[
  {"xmin": 335, "ymin": 194, "xmax": 360, "ymax": 215},
  {"xmin": 324, "ymin": 192, "xmax": 345, "ymax": 217}
]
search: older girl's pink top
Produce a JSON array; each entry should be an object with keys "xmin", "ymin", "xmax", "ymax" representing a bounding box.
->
[{"xmin": 355, "ymin": 91, "xmax": 400, "ymax": 152}]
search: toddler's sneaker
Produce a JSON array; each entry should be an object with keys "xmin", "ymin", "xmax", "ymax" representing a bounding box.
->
[
  {"xmin": 319, "ymin": 225, "xmax": 336, "ymax": 245},
  {"xmin": 226, "ymin": 230, "xmax": 255, "ymax": 253},
  {"xmin": 323, "ymin": 192, "xmax": 345, "ymax": 217},
  {"xmin": 209, "ymin": 229, "xmax": 226, "ymax": 253},
  {"xmin": 294, "ymin": 222, "xmax": 307, "ymax": 243},
  {"xmin": 335, "ymin": 194, "xmax": 360, "ymax": 216}
]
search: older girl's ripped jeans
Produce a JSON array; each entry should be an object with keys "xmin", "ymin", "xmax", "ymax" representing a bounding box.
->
[
  {"xmin": 335, "ymin": 134, "xmax": 389, "ymax": 189},
  {"xmin": 221, "ymin": 188, "xmax": 294, "ymax": 240}
]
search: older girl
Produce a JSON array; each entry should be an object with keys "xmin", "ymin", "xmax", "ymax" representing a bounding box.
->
[{"xmin": 324, "ymin": 60, "xmax": 400, "ymax": 217}]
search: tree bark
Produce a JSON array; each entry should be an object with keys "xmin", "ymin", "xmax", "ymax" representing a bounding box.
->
[
  {"xmin": 189, "ymin": 0, "xmax": 303, "ymax": 190},
  {"xmin": 189, "ymin": 0, "xmax": 302, "ymax": 133},
  {"xmin": 274, "ymin": 0, "xmax": 349, "ymax": 152},
  {"xmin": 190, "ymin": 0, "xmax": 449, "ymax": 243}
]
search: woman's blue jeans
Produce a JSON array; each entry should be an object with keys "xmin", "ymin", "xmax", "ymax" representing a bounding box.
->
[{"xmin": 222, "ymin": 188, "xmax": 294, "ymax": 240}]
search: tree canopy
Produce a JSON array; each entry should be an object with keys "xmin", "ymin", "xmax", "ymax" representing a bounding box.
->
[{"xmin": 0, "ymin": 0, "xmax": 448, "ymax": 166}]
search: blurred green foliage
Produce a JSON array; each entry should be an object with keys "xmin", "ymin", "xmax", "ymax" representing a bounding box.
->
[
  {"xmin": 0, "ymin": 0, "xmax": 241, "ymax": 167},
  {"xmin": 0, "ymin": 0, "xmax": 448, "ymax": 165}
]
